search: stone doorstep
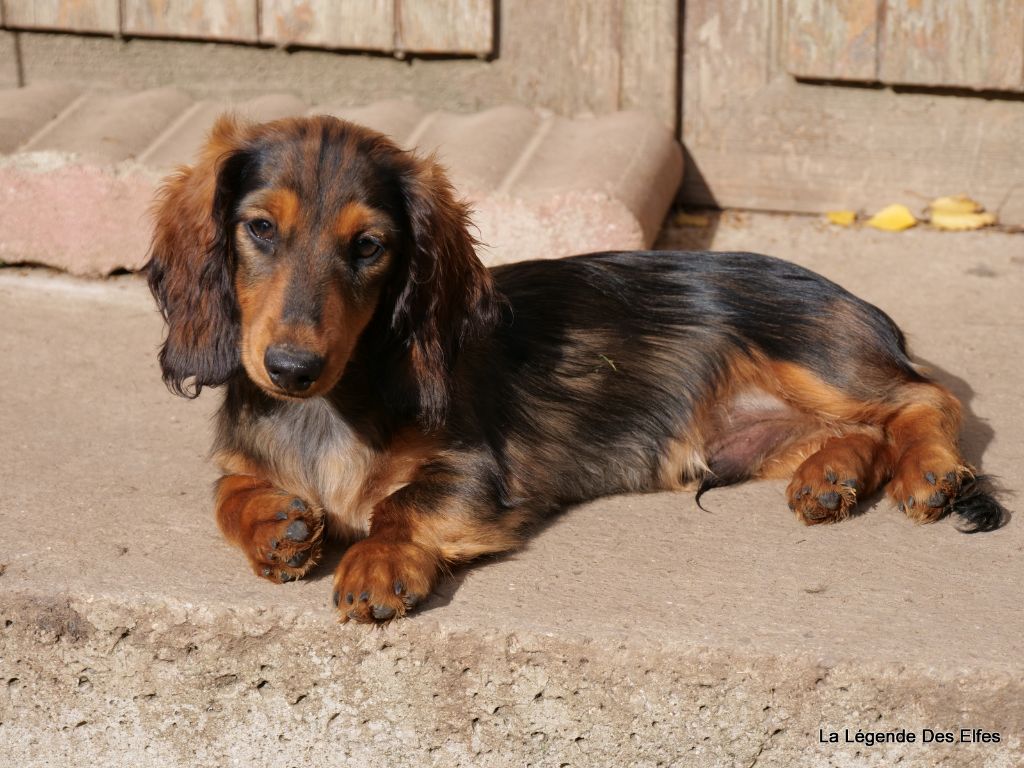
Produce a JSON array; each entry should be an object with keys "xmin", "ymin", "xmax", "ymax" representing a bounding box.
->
[
  {"xmin": 2, "ymin": 213, "xmax": 1024, "ymax": 764},
  {"xmin": 3, "ymin": 589, "xmax": 1021, "ymax": 768},
  {"xmin": 0, "ymin": 82, "xmax": 684, "ymax": 276}
]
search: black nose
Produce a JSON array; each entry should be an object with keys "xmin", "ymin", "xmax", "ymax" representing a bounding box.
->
[{"xmin": 264, "ymin": 346, "xmax": 325, "ymax": 393}]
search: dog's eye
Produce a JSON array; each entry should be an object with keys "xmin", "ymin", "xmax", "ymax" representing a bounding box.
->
[
  {"xmin": 354, "ymin": 234, "xmax": 384, "ymax": 261},
  {"xmin": 248, "ymin": 218, "xmax": 276, "ymax": 243}
]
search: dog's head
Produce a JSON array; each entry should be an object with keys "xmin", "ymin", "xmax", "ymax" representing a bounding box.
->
[{"xmin": 147, "ymin": 115, "xmax": 500, "ymax": 427}]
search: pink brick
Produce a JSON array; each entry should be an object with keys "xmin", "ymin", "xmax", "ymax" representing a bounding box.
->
[
  {"xmin": 316, "ymin": 99, "xmax": 427, "ymax": 147},
  {"xmin": 0, "ymin": 156, "xmax": 155, "ymax": 275},
  {"xmin": 24, "ymin": 87, "xmax": 194, "ymax": 162},
  {"xmin": 0, "ymin": 87, "xmax": 683, "ymax": 275},
  {"xmin": 141, "ymin": 95, "xmax": 308, "ymax": 170}
]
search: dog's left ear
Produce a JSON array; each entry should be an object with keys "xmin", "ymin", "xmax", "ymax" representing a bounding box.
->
[
  {"xmin": 392, "ymin": 156, "xmax": 501, "ymax": 428},
  {"xmin": 146, "ymin": 116, "xmax": 250, "ymax": 397}
]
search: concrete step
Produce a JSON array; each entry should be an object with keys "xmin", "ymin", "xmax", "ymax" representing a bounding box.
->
[
  {"xmin": 1, "ymin": 213, "xmax": 1023, "ymax": 766},
  {"xmin": 0, "ymin": 81, "xmax": 82, "ymax": 152},
  {"xmin": 0, "ymin": 83, "xmax": 683, "ymax": 276}
]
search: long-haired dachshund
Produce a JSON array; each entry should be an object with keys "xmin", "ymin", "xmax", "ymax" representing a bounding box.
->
[{"xmin": 147, "ymin": 115, "xmax": 1007, "ymax": 624}]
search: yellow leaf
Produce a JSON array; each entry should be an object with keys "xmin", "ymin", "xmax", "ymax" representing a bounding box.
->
[
  {"xmin": 931, "ymin": 210, "xmax": 996, "ymax": 231},
  {"xmin": 929, "ymin": 195, "xmax": 982, "ymax": 215},
  {"xmin": 672, "ymin": 210, "xmax": 712, "ymax": 228},
  {"xmin": 866, "ymin": 204, "xmax": 917, "ymax": 232},
  {"xmin": 825, "ymin": 210, "xmax": 856, "ymax": 226},
  {"xmin": 928, "ymin": 195, "xmax": 996, "ymax": 230}
]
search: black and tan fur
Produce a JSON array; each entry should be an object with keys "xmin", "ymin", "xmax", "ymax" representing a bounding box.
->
[{"xmin": 147, "ymin": 115, "xmax": 1008, "ymax": 624}]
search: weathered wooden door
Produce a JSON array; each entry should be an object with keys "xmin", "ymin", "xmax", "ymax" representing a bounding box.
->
[
  {"xmin": 787, "ymin": 0, "xmax": 1024, "ymax": 92},
  {"xmin": 1, "ymin": 0, "xmax": 495, "ymax": 55},
  {"xmin": 683, "ymin": 0, "xmax": 1024, "ymax": 223}
]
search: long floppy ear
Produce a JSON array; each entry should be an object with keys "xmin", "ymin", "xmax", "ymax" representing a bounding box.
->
[
  {"xmin": 392, "ymin": 155, "xmax": 502, "ymax": 428},
  {"xmin": 146, "ymin": 116, "xmax": 249, "ymax": 397}
]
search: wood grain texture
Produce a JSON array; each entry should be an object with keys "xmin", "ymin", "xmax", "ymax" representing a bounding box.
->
[
  {"xmin": 123, "ymin": 0, "xmax": 259, "ymax": 43},
  {"xmin": 621, "ymin": 0, "xmax": 678, "ymax": 128},
  {"xmin": 784, "ymin": 0, "xmax": 879, "ymax": 81},
  {"xmin": 880, "ymin": 0, "xmax": 1024, "ymax": 92},
  {"xmin": 503, "ymin": 0, "xmax": 622, "ymax": 115},
  {"xmin": 259, "ymin": 0, "xmax": 394, "ymax": 51},
  {"xmin": 3, "ymin": 0, "xmax": 118, "ymax": 33},
  {"xmin": 396, "ymin": 0, "xmax": 494, "ymax": 55},
  {"xmin": 682, "ymin": 0, "xmax": 776, "ymax": 148}
]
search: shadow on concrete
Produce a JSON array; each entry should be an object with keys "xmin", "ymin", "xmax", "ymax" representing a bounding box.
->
[
  {"xmin": 296, "ymin": 539, "xmax": 348, "ymax": 585},
  {"xmin": 916, "ymin": 356, "xmax": 996, "ymax": 468},
  {"xmin": 418, "ymin": 570, "xmax": 469, "ymax": 614},
  {"xmin": 917, "ymin": 357, "xmax": 1014, "ymax": 522},
  {"xmin": 417, "ymin": 511, "xmax": 572, "ymax": 614},
  {"xmin": 652, "ymin": 206, "xmax": 722, "ymax": 252}
]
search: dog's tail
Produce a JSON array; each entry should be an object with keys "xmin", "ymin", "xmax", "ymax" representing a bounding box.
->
[{"xmin": 949, "ymin": 474, "xmax": 1010, "ymax": 533}]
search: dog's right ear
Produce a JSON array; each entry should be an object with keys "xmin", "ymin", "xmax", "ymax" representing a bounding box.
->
[{"xmin": 146, "ymin": 115, "xmax": 250, "ymax": 397}]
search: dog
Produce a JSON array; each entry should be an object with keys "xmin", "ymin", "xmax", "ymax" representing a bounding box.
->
[{"xmin": 147, "ymin": 115, "xmax": 1007, "ymax": 624}]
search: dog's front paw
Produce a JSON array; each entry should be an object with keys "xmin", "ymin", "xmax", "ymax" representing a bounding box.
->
[
  {"xmin": 787, "ymin": 466, "xmax": 860, "ymax": 525},
  {"xmin": 245, "ymin": 496, "xmax": 325, "ymax": 583},
  {"xmin": 332, "ymin": 539, "xmax": 439, "ymax": 624}
]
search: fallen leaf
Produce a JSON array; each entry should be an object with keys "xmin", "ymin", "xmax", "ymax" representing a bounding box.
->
[
  {"xmin": 931, "ymin": 210, "xmax": 996, "ymax": 231},
  {"xmin": 826, "ymin": 210, "xmax": 856, "ymax": 227},
  {"xmin": 929, "ymin": 195, "xmax": 982, "ymax": 215},
  {"xmin": 928, "ymin": 195, "xmax": 996, "ymax": 231},
  {"xmin": 672, "ymin": 211, "xmax": 712, "ymax": 228},
  {"xmin": 866, "ymin": 204, "xmax": 916, "ymax": 232}
]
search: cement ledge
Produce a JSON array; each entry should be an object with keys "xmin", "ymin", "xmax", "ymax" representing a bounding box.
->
[
  {"xmin": 2, "ymin": 589, "xmax": 1022, "ymax": 768},
  {"xmin": 2, "ymin": 212, "xmax": 1023, "ymax": 766}
]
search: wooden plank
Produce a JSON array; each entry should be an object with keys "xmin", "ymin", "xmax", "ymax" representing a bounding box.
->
[
  {"xmin": 259, "ymin": 0, "xmax": 394, "ymax": 51},
  {"xmin": 784, "ymin": 0, "xmax": 879, "ymax": 81},
  {"xmin": 3, "ymin": 0, "xmax": 119, "ymax": 34},
  {"xmin": 620, "ymin": 0, "xmax": 678, "ymax": 129},
  {"xmin": 502, "ymin": 0, "xmax": 622, "ymax": 115},
  {"xmin": 122, "ymin": 0, "xmax": 259, "ymax": 43},
  {"xmin": 880, "ymin": 1, "xmax": 1024, "ymax": 92},
  {"xmin": 396, "ymin": 0, "xmax": 494, "ymax": 56},
  {"xmin": 682, "ymin": 0, "xmax": 777, "ymax": 148}
]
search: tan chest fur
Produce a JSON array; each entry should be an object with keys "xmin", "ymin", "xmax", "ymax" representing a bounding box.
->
[{"xmin": 215, "ymin": 398, "xmax": 434, "ymax": 542}]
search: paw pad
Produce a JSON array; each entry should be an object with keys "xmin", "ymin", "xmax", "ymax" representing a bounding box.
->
[
  {"xmin": 888, "ymin": 461, "xmax": 968, "ymax": 523},
  {"xmin": 788, "ymin": 469, "xmax": 860, "ymax": 525},
  {"xmin": 248, "ymin": 496, "xmax": 323, "ymax": 584},
  {"xmin": 285, "ymin": 519, "xmax": 310, "ymax": 541}
]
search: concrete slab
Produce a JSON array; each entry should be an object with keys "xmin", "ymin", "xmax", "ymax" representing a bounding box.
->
[
  {"xmin": 20, "ymin": 86, "xmax": 194, "ymax": 160},
  {"xmin": 1, "ymin": 214, "xmax": 1022, "ymax": 766},
  {"xmin": 0, "ymin": 82, "xmax": 83, "ymax": 152},
  {"xmin": 0, "ymin": 85, "xmax": 682, "ymax": 276},
  {"xmin": 0, "ymin": 31, "xmax": 18, "ymax": 89}
]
